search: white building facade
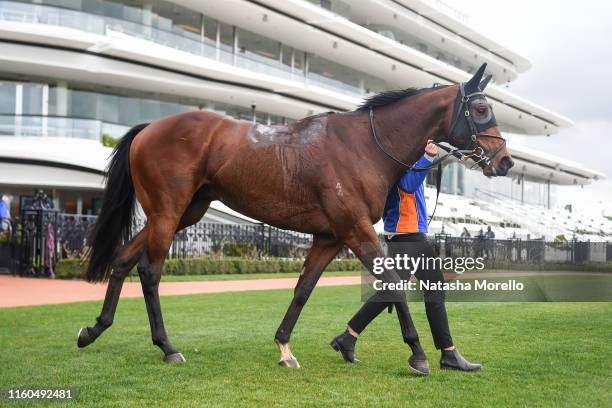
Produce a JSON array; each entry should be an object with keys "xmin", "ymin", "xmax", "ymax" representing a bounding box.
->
[{"xmin": 0, "ymin": 0, "xmax": 608, "ymax": 239}]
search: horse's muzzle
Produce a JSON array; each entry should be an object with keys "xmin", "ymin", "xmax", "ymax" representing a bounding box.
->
[{"xmin": 494, "ymin": 156, "xmax": 514, "ymax": 176}]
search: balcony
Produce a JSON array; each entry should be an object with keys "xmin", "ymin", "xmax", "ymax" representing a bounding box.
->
[
  {"xmin": 0, "ymin": 114, "xmax": 128, "ymax": 141},
  {"xmin": 0, "ymin": 0, "xmax": 366, "ymax": 98}
]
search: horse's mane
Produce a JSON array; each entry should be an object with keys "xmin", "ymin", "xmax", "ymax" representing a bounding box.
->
[{"xmin": 357, "ymin": 85, "xmax": 449, "ymax": 111}]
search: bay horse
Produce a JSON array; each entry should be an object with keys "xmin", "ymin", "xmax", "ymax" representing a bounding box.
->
[{"xmin": 77, "ymin": 63, "xmax": 513, "ymax": 367}]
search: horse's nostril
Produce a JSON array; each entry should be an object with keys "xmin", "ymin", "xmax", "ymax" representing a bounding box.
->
[{"xmin": 500, "ymin": 156, "xmax": 514, "ymax": 170}]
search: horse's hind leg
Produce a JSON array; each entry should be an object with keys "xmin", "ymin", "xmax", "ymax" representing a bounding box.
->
[
  {"xmin": 341, "ymin": 220, "xmax": 425, "ymax": 360},
  {"xmin": 136, "ymin": 197, "xmax": 210, "ymax": 363},
  {"xmin": 77, "ymin": 227, "xmax": 148, "ymax": 348},
  {"xmin": 275, "ymin": 234, "xmax": 343, "ymax": 368}
]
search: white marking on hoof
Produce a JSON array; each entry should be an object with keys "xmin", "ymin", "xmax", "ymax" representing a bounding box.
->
[
  {"xmin": 77, "ymin": 327, "xmax": 92, "ymax": 348},
  {"xmin": 278, "ymin": 358, "xmax": 300, "ymax": 368},
  {"xmin": 275, "ymin": 340, "xmax": 300, "ymax": 368},
  {"xmin": 77, "ymin": 327, "xmax": 85, "ymax": 344},
  {"xmin": 164, "ymin": 352, "xmax": 186, "ymax": 364}
]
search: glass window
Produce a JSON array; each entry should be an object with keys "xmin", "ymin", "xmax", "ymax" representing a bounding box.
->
[
  {"xmin": 219, "ymin": 22, "xmax": 234, "ymax": 48},
  {"xmin": 0, "ymin": 82, "xmax": 16, "ymax": 114},
  {"xmin": 308, "ymin": 54, "xmax": 360, "ymax": 88},
  {"xmin": 100, "ymin": 93, "xmax": 119, "ymax": 123},
  {"xmin": 22, "ymin": 84, "xmax": 43, "ymax": 115},
  {"xmin": 139, "ymin": 99, "xmax": 162, "ymax": 122},
  {"xmin": 70, "ymin": 90, "xmax": 97, "ymax": 119},
  {"xmin": 151, "ymin": 1, "xmax": 201, "ymax": 38},
  {"xmin": 203, "ymin": 16, "xmax": 217, "ymax": 43},
  {"xmin": 118, "ymin": 96, "xmax": 140, "ymax": 125},
  {"xmin": 237, "ymin": 27, "xmax": 280, "ymax": 61}
]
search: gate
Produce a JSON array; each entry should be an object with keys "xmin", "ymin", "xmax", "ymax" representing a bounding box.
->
[
  {"xmin": 0, "ymin": 218, "xmax": 18, "ymax": 275},
  {"xmin": 19, "ymin": 193, "xmax": 58, "ymax": 277}
]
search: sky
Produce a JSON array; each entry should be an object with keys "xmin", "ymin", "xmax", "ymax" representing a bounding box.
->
[{"xmin": 452, "ymin": 0, "xmax": 612, "ymax": 212}]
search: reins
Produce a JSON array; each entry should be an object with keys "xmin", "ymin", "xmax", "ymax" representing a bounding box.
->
[{"xmin": 368, "ymin": 82, "xmax": 507, "ymax": 225}]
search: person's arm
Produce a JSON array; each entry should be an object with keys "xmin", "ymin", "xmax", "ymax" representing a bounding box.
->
[
  {"xmin": 397, "ymin": 154, "xmax": 432, "ymax": 193},
  {"xmin": 397, "ymin": 141, "xmax": 438, "ymax": 192}
]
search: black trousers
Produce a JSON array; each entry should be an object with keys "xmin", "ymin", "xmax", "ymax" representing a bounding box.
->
[{"xmin": 348, "ymin": 233, "xmax": 453, "ymax": 349}]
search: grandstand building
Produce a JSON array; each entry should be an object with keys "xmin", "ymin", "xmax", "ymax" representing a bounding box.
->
[{"xmin": 0, "ymin": 0, "xmax": 608, "ymax": 240}]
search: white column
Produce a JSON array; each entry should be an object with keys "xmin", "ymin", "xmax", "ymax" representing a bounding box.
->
[
  {"xmin": 53, "ymin": 190, "xmax": 60, "ymax": 211},
  {"xmin": 42, "ymin": 84, "xmax": 49, "ymax": 137},
  {"xmin": 55, "ymin": 82, "xmax": 68, "ymax": 116},
  {"xmin": 15, "ymin": 84, "xmax": 22, "ymax": 136},
  {"xmin": 142, "ymin": 3, "xmax": 153, "ymax": 37},
  {"xmin": 200, "ymin": 14, "xmax": 205, "ymax": 56},
  {"xmin": 76, "ymin": 196, "xmax": 83, "ymax": 215},
  {"xmin": 232, "ymin": 26, "xmax": 238, "ymax": 65},
  {"xmin": 278, "ymin": 42, "xmax": 283, "ymax": 63},
  {"xmin": 215, "ymin": 21, "xmax": 220, "ymax": 60},
  {"xmin": 290, "ymin": 48, "xmax": 295, "ymax": 74}
]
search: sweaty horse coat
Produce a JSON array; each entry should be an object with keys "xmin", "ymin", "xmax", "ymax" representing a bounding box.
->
[{"xmin": 78, "ymin": 63, "xmax": 513, "ymax": 367}]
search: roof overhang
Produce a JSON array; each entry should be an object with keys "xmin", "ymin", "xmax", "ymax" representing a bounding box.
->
[
  {"xmin": 0, "ymin": 137, "xmax": 108, "ymax": 189},
  {"xmin": 395, "ymin": 0, "xmax": 531, "ymax": 72},
  {"xmin": 506, "ymin": 141, "xmax": 606, "ymax": 185}
]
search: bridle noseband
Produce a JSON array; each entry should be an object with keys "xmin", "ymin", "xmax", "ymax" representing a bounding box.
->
[{"xmin": 369, "ymin": 82, "xmax": 507, "ymax": 174}]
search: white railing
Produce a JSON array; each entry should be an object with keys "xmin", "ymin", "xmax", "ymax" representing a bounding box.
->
[
  {"xmin": 0, "ymin": 1, "xmax": 105, "ymax": 33},
  {"xmin": 0, "ymin": 115, "xmax": 103, "ymax": 140}
]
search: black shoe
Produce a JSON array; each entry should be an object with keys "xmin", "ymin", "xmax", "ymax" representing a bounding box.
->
[
  {"xmin": 330, "ymin": 331, "xmax": 361, "ymax": 364},
  {"xmin": 408, "ymin": 354, "xmax": 430, "ymax": 376},
  {"xmin": 440, "ymin": 349, "xmax": 482, "ymax": 371}
]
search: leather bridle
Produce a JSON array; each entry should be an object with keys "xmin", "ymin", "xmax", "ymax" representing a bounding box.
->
[{"xmin": 369, "ymin": 82, "xmax": 507, "ymax": 175}]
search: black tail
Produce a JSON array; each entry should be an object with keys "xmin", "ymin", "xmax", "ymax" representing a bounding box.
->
[{"xmin": 85, "ymin": 123, "xmax": 149, "ymax": 282}]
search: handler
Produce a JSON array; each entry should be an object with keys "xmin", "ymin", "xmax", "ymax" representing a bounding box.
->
[{"xmin": 331, "ymin": 141, "xmax": 481, "ymax": 374}]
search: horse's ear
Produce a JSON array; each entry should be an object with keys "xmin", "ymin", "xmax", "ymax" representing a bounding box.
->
[
  {"xmin": 479, "ymin": 74, "xmax": 493, "ymax": 91},
  {"xmin": 465, "ymin": 63, "xmax": 487, "ymax": 91}
]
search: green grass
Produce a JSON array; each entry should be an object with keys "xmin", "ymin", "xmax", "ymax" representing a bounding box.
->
[
  {"xmin": 0, "ymin": 287, "xmax": 611, "ymax": 407},
  {"xmin": 124, "ymin": 270, "xmax": 359, "ymax": 282}
]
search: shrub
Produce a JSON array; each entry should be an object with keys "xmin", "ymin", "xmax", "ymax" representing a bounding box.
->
[
  {"xmin": 102, "ymin": 133, "xmax": 119, "ymax": 148},
  {"xmin": 54, "ymin": 257, "xmax": 364, "ymax": 280}
]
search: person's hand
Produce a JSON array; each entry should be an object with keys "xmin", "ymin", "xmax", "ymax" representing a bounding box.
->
[{"xmin": 425, "ymin": 140, "xmax": 438, "ymax": 157}]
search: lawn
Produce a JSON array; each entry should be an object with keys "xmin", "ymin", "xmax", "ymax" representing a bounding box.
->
[{"xmin": 0, "ymin": 286, "xmax": 610, "ymax": 407}]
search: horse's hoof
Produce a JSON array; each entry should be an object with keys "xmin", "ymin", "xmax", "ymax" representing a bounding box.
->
[
  {"xmin": 77, "ymin": 327, "xmax": 94, "ymax": 348},
  {"xmin": 278, "ymin": 358, "xmax": 300, "ymax": 368},
  {"xmin": 164, "ymin": 352, "xmax": 186, "ymax": 364}
]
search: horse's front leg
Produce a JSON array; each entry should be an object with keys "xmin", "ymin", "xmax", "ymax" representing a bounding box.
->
[{"xmin": 274, "ymin": 234, "xmax": 343, "ymax": 368}]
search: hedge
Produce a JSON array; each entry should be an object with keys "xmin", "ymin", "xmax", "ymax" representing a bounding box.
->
[
  {"xmin": 54, "ymin": 257, "xmax": 612, "ymax": 280},
  {"xmin": 55, "ymin": 257, "xmax": 364, "ymax": 280}
]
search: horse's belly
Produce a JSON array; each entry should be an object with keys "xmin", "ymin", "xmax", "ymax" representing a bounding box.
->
[
  {"xmin": 212, "ymin": 182, "xmax": 325, "ymax": 232},
  {"xmin": 208, "ymin": 141, "xmax": 332, "ymax": 233}
]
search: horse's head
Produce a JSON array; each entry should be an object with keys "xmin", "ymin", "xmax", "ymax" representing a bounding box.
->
[{"xmin": 445, "ymin": 63, "xmax": 514, "ymax": 177}]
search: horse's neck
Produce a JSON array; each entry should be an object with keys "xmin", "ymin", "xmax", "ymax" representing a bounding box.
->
[{"xmin": 373, "ymin": 99, "xmax": 447, "ymax": 184}]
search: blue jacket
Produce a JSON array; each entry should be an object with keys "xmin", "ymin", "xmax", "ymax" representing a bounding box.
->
[
  {"xmin": 383, "ymin": 155, "xmax": 432, "ymax": 234},
  {"xmin": 0, "ymin": 201, "xmax": 8, "ymax": 219}
]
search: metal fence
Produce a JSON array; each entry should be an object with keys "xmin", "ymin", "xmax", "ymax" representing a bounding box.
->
[
  {"xmin": 170, "ymin": 222, "xmax": 313, "ymax": 259},
  {"xmin": 435, "ymin": 235, "xmax": 610, "ymax": 264},
  {"xmin": 2, "ymin": 206, "xmax": 611, "ymax": 277},
  {"xmin": 0, "ymin": 203, "xmax": 317, "ymax": 276}
]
